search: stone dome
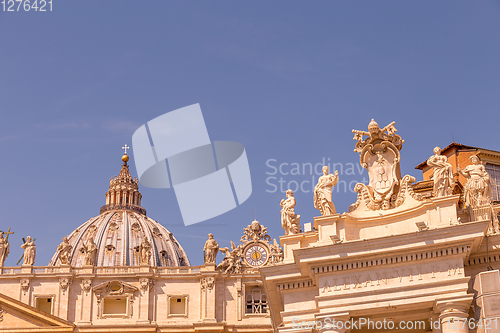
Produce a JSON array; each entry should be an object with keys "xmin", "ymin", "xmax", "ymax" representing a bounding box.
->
[{"xmin": 48, "ymin": 150, "xmax": 190, "ymax": 267}]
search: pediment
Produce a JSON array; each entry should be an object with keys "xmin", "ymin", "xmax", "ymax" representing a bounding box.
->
[
  {"xmin": 0, "ymin": 292, "xmax": 73, "ymax": 331},
  {"xmin": 93, "ymin": 280, "xmax": 138, "ymax": 295}
]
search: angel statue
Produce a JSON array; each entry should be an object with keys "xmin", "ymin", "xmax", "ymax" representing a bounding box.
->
[
  {"xmin": 216, "ymin": 241, "xmax": 241, "ymax": 274},
  {"xmin": 314, "ymin": 166, "xmax": 339, "ymax": 216},
  {"xmin": 280, "ymin": 190, "xmax": 300, "ymax": 235}
]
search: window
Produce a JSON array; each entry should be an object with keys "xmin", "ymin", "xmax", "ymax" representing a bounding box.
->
[
  {"xmin": 486, "ymin": 164, "xmax": 500, "ymax": 202},
  {"xmin": 245, "ymin": 288, "xmax": 268, "ymax": 314},
  {"xmin": 167, "ymin": 295, "xmax": 188, "ymax": 317},
  {"xmin": 103, "ymin": 298, "xmax": 127, "ymax": 316},
  {"xmin": 35, "ymin": 297, "xmax": 52, "ymax": 314}
]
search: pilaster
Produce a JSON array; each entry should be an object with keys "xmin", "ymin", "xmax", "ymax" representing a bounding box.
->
[
  {"xmin": 200, "ymin": 273, "xmax": 217, "ymax": 322},
  {"xmin": 137, "ymin": 277, "xmax": 154, "ymax": 324},
  {"xmin": 57, "ymin": 276, "xmax": 72, "ymax": 320},
  {"xmin": 77, "ymin": 277, "xmax": 94, "ymax": 324}
]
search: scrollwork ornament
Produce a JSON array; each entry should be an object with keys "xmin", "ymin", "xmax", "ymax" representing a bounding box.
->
[
  {"xmin": 139, "ymin": 278, "xmax": 153, "ymax": 292},
  {"xmin": 81, "ymin": 279, "xmax": 92, "ymax": 294},
  {"xmin": 20, "ymin": 279, "xmax": 30, "ymax": 295},
  {"xmin": 201, "ymin": 277, "xmax": 215, "ymax": 291},
  {"xmin": 59, "ymin": 278, "xmax": 72, "ymax": 295}
]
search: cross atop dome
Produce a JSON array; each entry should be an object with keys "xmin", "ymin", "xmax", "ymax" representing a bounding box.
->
[{"xmin": 122, "ymin": 144, "xmax": 130, "ymax": 164}]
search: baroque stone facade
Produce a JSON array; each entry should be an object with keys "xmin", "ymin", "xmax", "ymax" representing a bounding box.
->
[{"xmin": 1, "ymin": 123, "xmax": 500, "ymax": 333}]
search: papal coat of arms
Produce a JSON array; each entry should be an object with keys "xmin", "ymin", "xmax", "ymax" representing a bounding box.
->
[{"xmin": 349, "ymin": 119, "xmax": 422, "ymax": 212}]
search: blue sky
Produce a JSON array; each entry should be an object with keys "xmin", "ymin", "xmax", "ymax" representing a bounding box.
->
[{"xmin": 0, "ymin": 1, "xmax": 499, "ymax": 266}]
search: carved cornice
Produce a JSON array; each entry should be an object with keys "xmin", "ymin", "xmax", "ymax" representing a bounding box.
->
[
  {"xmin": 465, "ymin": 254, "xmax": 500, "ymax": 266},
  {"xmin": 99, "ymin": 204, "xmax": 146, "ymax": 215},
  {"xmin": 277, "ymin": 279, "xmax": 315, "ymax": 291},
  {"xmin": 311, "ymin": 245, "xmax": 471, "ymax": 276}
]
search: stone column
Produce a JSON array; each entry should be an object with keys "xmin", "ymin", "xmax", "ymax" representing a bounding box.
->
[{"xmin": 434, "ymin": 295, "xmax": 473, "ymax": 333}]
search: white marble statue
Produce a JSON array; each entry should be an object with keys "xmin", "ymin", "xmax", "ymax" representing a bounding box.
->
[
  {"xmin": 0, "ymin": 233, "xmax": 10, "ymax": 267},
  {"xmin": 203, "ymin": 233, "xmax": 219, "ymax": 264},
  {"xmin": 457, "ymin": 155, "xmax": 492, "ymax": 207},
  {"xmin": 21, "ymin": 236, "xmax": 36, "ymax": 266},
  {"xmin": 427, "ymin": 147, "xmax": 455, "ymax": 197},
  {"xmin": 314, "ymin": 166, "xmax": 339, "ymax": 216},
  {"xmin": 83, "ymin": 237, "xmax": 98, "ymax": 266},
  {"xmin": 280, "ymin": 189, "xmax": 300, "ymax": 235},
  {"xmin": 139, "ymin": 236, "xmax": 152, "ymax": 265},
  {"xmin": 56, "ymin": 237, "xmax": 73, "ymax": 265}
]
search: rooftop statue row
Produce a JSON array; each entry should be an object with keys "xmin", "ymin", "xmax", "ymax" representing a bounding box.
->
[
  {"xmin": 0, "ymin": 233, "xmax": 37, "ymax": 267},
  {"xmin": 277, "ymin": 119, "xmax": 494, "ymax": 226},
  {"xmin": 427, "ymin": 146, "xmax": 492, "ymax": 208}
]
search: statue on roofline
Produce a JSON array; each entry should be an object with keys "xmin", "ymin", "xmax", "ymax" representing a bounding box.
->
[
  {"xmin": 458, "ymin": 155, "xmax": 492, "ymax": 208},
  {"xmin": 314, "ymin": 166, "xmax": 339, "ymax": 216},
  {"xmin": 203, "ymin": 233, "xmax": 219, "ymax": 264},
  {"xmin": 280, "ymin": 189, "xmax": 300, "ymax": 235},
  {"xmin": 427, "ymin": 146, "xmax": 455, "ymax": 198},
  {"xmin": 0, "ymin": 231, "xmax": 11, "ymax": 267},
  {"xmin": 21, "ymin": 236, "xmax": 36, "ymax": 266}
]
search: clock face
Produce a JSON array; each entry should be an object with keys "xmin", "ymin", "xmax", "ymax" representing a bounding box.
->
[{"xmin": 244, "ymin": 244, "xmax": 268, "ymax": 267}]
